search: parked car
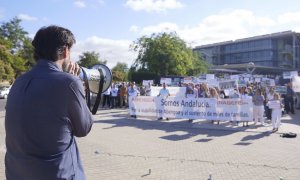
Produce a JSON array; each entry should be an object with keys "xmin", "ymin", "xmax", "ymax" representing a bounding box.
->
[{"xmin": 0, "ymin": 86, "xmax": 11, "ymax": 99}]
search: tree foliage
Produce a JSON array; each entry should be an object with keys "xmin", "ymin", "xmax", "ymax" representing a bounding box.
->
[
  {"xmin": 0, "ymin": 17, "xmax": 28, "ymax": 53},
  {"xmin": 77, "ymin": 51, "xmax": 107, "ymax": 68},
  {"xmin": 112, "ymin": 62, "xmax": 128, "ymax": 81},
  {"xmin": 0, "ymin": 17, "xmax": 35, "ymax": 82},
  {"xmin": 130, "ymin": 32, "xmax": 208, "ymax": 77},
  {"xmin": 0, "ymin": 37, "xmax": 15, "ymax": 82}
]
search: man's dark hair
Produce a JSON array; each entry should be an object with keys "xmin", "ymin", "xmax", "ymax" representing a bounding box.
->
[{"xmin": 32, "ymin": 25, "xmax": 76, "ymax": 61}]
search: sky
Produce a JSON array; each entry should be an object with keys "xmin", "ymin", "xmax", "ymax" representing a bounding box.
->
[{"xmin": 1, "ymin": 0, "xmax": 300, "ymax": 68}]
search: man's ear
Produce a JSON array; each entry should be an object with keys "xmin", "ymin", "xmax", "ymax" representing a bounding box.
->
[
  {"xmin": 62, "ymin": 46, "xmax": 69, "ymax": 59},
  {"xmin": 58, "ymin": 46, "xmax": 68, "ymax": 60}
]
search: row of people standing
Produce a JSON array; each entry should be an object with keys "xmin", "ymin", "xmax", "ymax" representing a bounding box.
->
[
  {"xmin": 182, "ymin": 82, "xmax": 287, "ymax": 132},
  {"xmin": 101, "ymin": 81, "xmax": 140, "ymax": 109}
]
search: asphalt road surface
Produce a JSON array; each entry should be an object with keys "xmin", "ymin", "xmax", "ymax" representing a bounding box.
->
[{"xmin": 0, "ymin": 99, "xmax": 6, "ymax": 112}]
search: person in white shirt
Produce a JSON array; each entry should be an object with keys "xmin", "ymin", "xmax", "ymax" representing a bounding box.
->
[
  {"xmin": 267, "ymin": 93, "xmax": 283, "ymax": 132},
  {"xmin": 110, "ymin": 84, "xmax": 119, "ymax": 108},
  {"xmin": 128, "ymin": 82, "xmax": 139, "ymax": 118},
  {"xmin": 265, "ymin": 87, "xmax": 275, "ymax": 120},
  {"xmin": 102, "ymin": 86, "xmax": 111, "ymax": 108},
  {"xmin": 157, "ymin": 83, "xmax": 170, "ymax": 120},
  {"xmin": 158, "ymin": 83, "xmax": 170, "ymax": 98}
]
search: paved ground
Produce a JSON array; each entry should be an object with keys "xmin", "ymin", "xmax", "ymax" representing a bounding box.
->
[{"xmin": 1, "ymin": 100, "xmax": 300, "ymax": 179}]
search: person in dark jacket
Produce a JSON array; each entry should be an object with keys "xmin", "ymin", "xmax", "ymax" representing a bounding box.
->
[{"xmin": 5, "ymin": 25, "xmax": 94, "ymax": 180}]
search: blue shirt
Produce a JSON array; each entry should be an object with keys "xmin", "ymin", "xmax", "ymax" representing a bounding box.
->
[{"xmin": 5, "ymin": 60, "xmax": 93, "ymax": 180}]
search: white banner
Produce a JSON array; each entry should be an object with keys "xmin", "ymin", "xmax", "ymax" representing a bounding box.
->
[
  {"xmin": 129, "ymin": 96, "xmax": 253, "ymax": 121},
  {"xmin": 292, "ymin": 76, "xmax": 300, "ymax": 92}
]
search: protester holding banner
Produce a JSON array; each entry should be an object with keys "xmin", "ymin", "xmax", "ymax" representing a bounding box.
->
[
  {"xmin": 145, "ymin": 83, "xmax": 152, "ymax": 96},
  {"xmin": 209, "ymin": 87, "xmax": 220, "ymax": 124},
  {"xmin": 128, "ymin": 82, "xmax": 139, "ymax": 118},
  {"xmin": 185, "ymin": 83, "xmax": 197, "ymax": 122},
  {"xmin": 198, "ymin": 83, "xmax": 210, "ymax": 98},
  {"xmin": 157, "ymin": 83, "xmax": 170, "ymax": 120},
  {"xmin": 267, "ymin": 93, "xmax": 283, "ymax": 132},
  {"xmin": 186, "ymin": 83, "xmax": 197, "ymax": 98},
  {"xmin": 253, "ymin": 89, "xmax": 265, "ymax": 125},
  {"xmin": 239, "ymin": 86, "xmax": 251, "ymax": 99}
]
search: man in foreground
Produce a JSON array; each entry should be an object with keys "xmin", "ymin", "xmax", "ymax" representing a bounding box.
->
[{"xmin": 5, "ymin": 25, "xmax": 94, "ymax": 180}]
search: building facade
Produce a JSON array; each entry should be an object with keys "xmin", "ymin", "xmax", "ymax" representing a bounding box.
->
[{"xmin": 193, "ymin": 31, "xmax": 300, "ymax": 72}]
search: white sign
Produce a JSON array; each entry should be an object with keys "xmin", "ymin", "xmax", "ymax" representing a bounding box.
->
[
  {"xmin": 275, "ymin": 86, "xmax": 287, "ymax": 94},
  {"xmin": 218, "ymin": 80, "xmax": 238, "ymax": 90},
  {"xmin": 230, "ymin": 75, "xmax": 239, "ymax": 81},
  {"xmin": 150, "ymin": 86, "xmax": 186, "ymax": 97},
  {"xmin": 283, "ymin": 71, "xmax": 298, "ymax": 79},
  {"xmin": 261, "ymin": 78, "xmax": 275, "ymax": 87},
  {"xmin": 160, "ymin": 78, "xmax": 172, "ymax": 85},
  {"xmin": 129, "ymin": 97, "xmax": 253, "ymax": 121},
  {"xmin": 183, "ymin": 77, "xmax": 193, "ymax": 84},
  {"xmin": 142, "ymin": 80, "xmax": 153, "ymax": 86},
  {"xmin": 268, "ymin": 100, "xmax": 281, "ymax": 109},
  {"xmin": 207, "ymin": 79, "xmax": 219, "ymax": 88},
  {"xmin": 254, "ymin": 78, "xmax": 261, "ymax": 83},
  {"xmin": 206, "ymin": 74, "xmax": 215, "ymax": 80},
  {"xmin": 292, "ymin": 76, "xmax": 300, "ymax": 92}
]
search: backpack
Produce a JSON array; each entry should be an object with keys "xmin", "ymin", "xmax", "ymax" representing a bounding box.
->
[{"xmin": 281, "ymin": 132, "xmax": 297, "ymax": 138}]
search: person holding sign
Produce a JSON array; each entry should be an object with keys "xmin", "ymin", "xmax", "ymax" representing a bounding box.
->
[
  {"xmin": 157, "ymin": 83, "xmax": 170, "ymax": 120},
  {"xmin": 267, "ymin": 93, "xmax": 283, "ymax": 132}
]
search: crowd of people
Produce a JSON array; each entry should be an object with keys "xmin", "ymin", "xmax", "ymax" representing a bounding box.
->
[{"xmin": 101, "ymin": 80, "xmax": 299, "ymax": 132}]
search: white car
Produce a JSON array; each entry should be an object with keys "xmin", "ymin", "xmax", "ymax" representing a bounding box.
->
[{"xmin": 0, "ymin": 86, "xmax": 11, "ymax": 99}]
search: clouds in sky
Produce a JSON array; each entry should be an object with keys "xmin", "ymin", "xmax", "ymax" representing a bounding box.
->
[
  {"xmin": 125, "ymin": 0, "xmax": 183, "ymax": 12},
  {"xmin": 129, "ymin": 9, "xmax": 300, "ymax": 47},
  {"xmin": 9, "ymin": 1, "xmax": 300, "ymax": 68},
  {"xmin": 74, "ymin": 9, "xmax": 300, "ymax": 68},
  {"xmin": 17, "ymin": 13, "xmax": 38, "ymax": 21},
  {"xmin": 72, "ymin": 36, "xmax": 137, "ymax": 68},
  {"xmin": 74, "ymin": 0, "xmax": 86, "ymax": 8}
]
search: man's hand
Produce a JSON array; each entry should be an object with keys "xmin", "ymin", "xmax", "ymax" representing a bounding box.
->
[{"xmin": 64, "ymin": 62, "xmax": 81, "ymax": 76}]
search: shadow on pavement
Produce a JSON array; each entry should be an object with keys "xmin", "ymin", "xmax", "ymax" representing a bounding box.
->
[
  {"xmin": 234, "ymin": 131, "xmax": 272, "ymax": 146},
  {"xmin": 94, "ymin": 117, "xmax": 239, "ymax": 142},
  {"xmin": 280, "ymin": 112, "xmax": 300, "ymax": 126}
]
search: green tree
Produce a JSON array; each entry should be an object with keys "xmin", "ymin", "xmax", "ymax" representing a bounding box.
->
[
  {"xmin": 131, "ymin": 32, "xmax": 207, "ymax": 76},
  {"xmin": 0, "ymin": 17, "xmax": 34, "ymax": 79},
  {"xmin": 18, "ymin": 37, "xmax": 35, "ymax": 69},
  {"xmin": 0, "ymin": 17, "xmax": 28, "ymax": 53},
  {"xmin": 0, "ymin": 38, "xmax": 15, "ymax": 82},
  {"xmin": 77, "ymin": 51, "xmax": 107, "ymax": 68},
  {"xmin": 112, "ymin": 62, "xmax": 128, "ymax": 81}
]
